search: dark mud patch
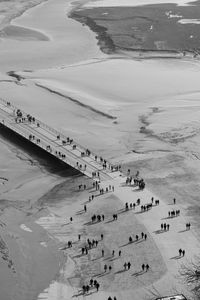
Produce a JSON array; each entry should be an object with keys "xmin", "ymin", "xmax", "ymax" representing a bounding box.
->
[
  {"xmin": 35, "ymin": 83, "xmax": 116, "ymax": 120},
  {"xmin": 70, "ymin": 1, "xmax": 200, "ymax": 55},
  {"xmin": 37, "ymin": 175, "xmax": 93, "ymax": 207}
]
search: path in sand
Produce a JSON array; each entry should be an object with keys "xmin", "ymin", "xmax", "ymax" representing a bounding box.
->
[{"xmin": 36, "ymin": 171, "xmax": 200, "ymax": 300}]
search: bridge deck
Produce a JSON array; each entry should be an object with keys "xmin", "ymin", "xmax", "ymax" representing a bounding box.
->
[{"xmin": 0, "ymin": 99, "xmax": 120, "ymax": 181}]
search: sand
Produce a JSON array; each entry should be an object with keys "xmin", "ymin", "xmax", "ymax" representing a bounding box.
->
[
  {"xmin": 0, "ymin": 0, "xmax": 200, "ymax": 299},
  {"xmin": 0, "ymin": 0, "xmax": 104, "ymax": 72},
  {"xmin": 83, "ymin": 0, "xmax": 196, "ymax": 8}
]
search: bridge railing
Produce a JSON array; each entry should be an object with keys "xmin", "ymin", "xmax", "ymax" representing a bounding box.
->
[{"xmin": 0, "ymin": 98, "xmax": 119, "ymax": 171}]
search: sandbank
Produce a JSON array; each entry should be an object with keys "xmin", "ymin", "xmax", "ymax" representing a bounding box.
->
[
  {"xmin": 0, "ymin": 0, "xmax": 104, "ymax": 72},
  {"xmin": 83, "ymin": 0, "xmax": 196, "ymax": 8}
]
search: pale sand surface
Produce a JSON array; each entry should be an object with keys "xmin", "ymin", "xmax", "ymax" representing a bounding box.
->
[
  {"xmin": 0, "ymin": 0, "xmax": 104, "ymax": 72},
  {"xmin": 83, "ymin": 0, "xmax": 195, "ymax": 8},
  {"xmin": 35, "ymin": 174, "xmax": 200, "ymax": 300},
  {"xmin": 0, "ymin": 24, "xmax": 50, "ymax": 41},
  {"xmin": 0, "ymin": 0, "xmax": 200, "ymax": 299},
  {"xmin": 0, "ymin": 0, "xmax": 46, "ymax": 30}
]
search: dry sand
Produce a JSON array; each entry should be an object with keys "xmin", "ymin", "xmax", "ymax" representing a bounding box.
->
[{"xmin": 0, "ymin": 0, "xmax": 200, "ymax": 299}]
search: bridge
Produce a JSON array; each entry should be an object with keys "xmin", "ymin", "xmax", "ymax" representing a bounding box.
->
[{"xmin": 0, "ymin": 98, "xmax": 121, "ymax": 182}]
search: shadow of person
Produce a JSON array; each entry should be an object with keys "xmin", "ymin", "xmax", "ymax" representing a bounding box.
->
[
  {"xmin": 114, "ymin": 268, "xmax": 127, "ymax": 275},
  {"xmin": 170, "ymin": 255, "xmax": 182, "ymax": 260},
  {"xmin": 132, "ymin": 270, "xmax": 144, "ymax": 276}
]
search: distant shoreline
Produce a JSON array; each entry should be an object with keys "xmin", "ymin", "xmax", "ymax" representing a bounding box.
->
[{"xmin": 70, "ymin": 2, "xmax": 200, "ymax": 60}]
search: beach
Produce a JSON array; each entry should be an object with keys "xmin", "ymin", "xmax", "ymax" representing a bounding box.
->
[{"xmin": 0, "ymin": 0, "xmax": 200, "ymax": 299}]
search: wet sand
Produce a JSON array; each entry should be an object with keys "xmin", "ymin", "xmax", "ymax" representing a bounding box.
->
[
  {"xmin": 0, "ymin": 0, "xmax": 200, "ymax": 299},
  {"xmin": 0, "ymin": 24, "xmax": 49, "ymax": 41}
]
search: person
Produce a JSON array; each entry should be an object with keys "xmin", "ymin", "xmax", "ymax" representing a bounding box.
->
[
  {"xmin": 108, "ymin": 297, "xmax": 112, "ymax": 300},
  {"xmin": 84, "ymin": 205, "xmax": 87, "ymax": 212},
  {"xmin": 114, "ymin": 297, "xmax": 117, "ymax": 300},
  {"xmin": 173, "ymin": 198, "xmax": 176, "ymax": 205},
  {"xmin": 112, "ymin": 250, "xmax": 115, "ymax": 256},
  {"xmin": 182, "ymin": 250, "xmax": 185, "ymax": 256},
  {"xmin": 102, "ymin": 249, "xmax": 104, "ymax": 257},
  {"xmin": 90, "ymin": 279, "xmax": 93, "ymax": 286},
  {"xmin": 82, "ymin": 285, "xmax": 86, "ymax": 294},
  {"xmin": 167, "ymin": 224, "xmax": 170, "ymax": 231},
  {"xmin": 127, "ymin": 262, "xmax": 131, "ymax": 270},
  {"xmin": 104, "ymin": 264, "xmax": 107, "ymax": 272},
  {"xmin": 144, "ymin": 234, "xmax": 147, "ymax": 240},
  {"xmin": 70, "ymin": 217, "xmax": 73, "ymax": 222},
  {"xmin": 109, "ymin": 265, "xmax": 112, "ymax": 272},
  {"xmin": 124, "ymin": 262, "xmax": 127, "ymax": 270},
  {"xmin": 78, "ymin": 234, "xmax": 81, "ymax": 241},
  {"xmin": 161, "ymin": 223, "xmax": 163, "ymax": 230},
  {"xmin": 96, "ymin": 282, "xmax": 100, "ymax": 291},
  {"xmin": 146, "ymin": 264, "xmax": 149, "ymax": 272},
  {"xmin": 119, "ymin": 250, "xmax": 121, "ymax": 257},
  {"xmin": 101, "ymin": 234, "xmax": 104, "ymax": 240},
  {"xmin": 142, "ymin": 264, "xmax": 145, "ymax": 272},
  {"xmin": 179, "ymin": 248, "xmax": 182, "ymax": 256},
  {"xmin": 129, "ymin": 236, "xmax": 133, "ymax": 243}
]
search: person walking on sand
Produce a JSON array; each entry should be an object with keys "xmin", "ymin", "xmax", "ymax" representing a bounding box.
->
[
  {"xmin": 127, "ymin": 262, "xmax": 131, "ymax": 270},
  {"xmin": 161, "ymin": 223, "xmax": 163, "ymax": 231},
  {"xmin": 112, "ymin": 250, "xmax": 115, "ymax": 256},
  {"xmin": 90, "ymin": 279, "xmax": 93, "ymax": 287},
  {"xmin": 84, "ymin": 205, "xmax": 87, "ymax": 212},
  {"xmin": 119, "ymin": 250, "xmax": 121, "ymax": 257},
  {"xmin": 102, "ymin": 249, "xmax": 104, "ymax": 257},
  {"xmin": 78, "ymin": 234, "xmax": 81, "ymax": 241},
  {"xmin": 179, "ymin": 249, "xmax": 182, "ymax": 256},
  {"xmin": 146, "ymin": 264, "xmax": 149, "ymax": 272},
  {"xmin": 182, "ymin": 250, "xmax": 185, "ymax": 256},
  {"xmin": 124, "ymin": 262, "xmax": 127, "ymax": 270},
  {"xmin": 104, "ymin": 264, "xmax": 107, "ymax": 272},
  {"xmin": 101, "ymin": 234, "xmax": 104, "ymax": 240},
  {"xmin": 142, "ymin": 264, "xmax": 145, "ymax": 272},
  {"xmin": 96, "ymin": 282, "xmax": 100, "ymax": 291},
  {"xmin": 173, "ymin": 198, "xmax": 176, "ymax": 205}
]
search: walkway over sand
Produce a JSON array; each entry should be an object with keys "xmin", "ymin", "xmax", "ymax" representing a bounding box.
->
[{"xmin": 0, "ymin": 98, "xmax": 120, "ymax": 181}]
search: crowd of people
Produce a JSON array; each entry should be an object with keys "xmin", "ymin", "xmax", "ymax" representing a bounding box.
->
[{"xmin": 62, "ymin": 166, "xmax": 191, "ymax": 300}]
